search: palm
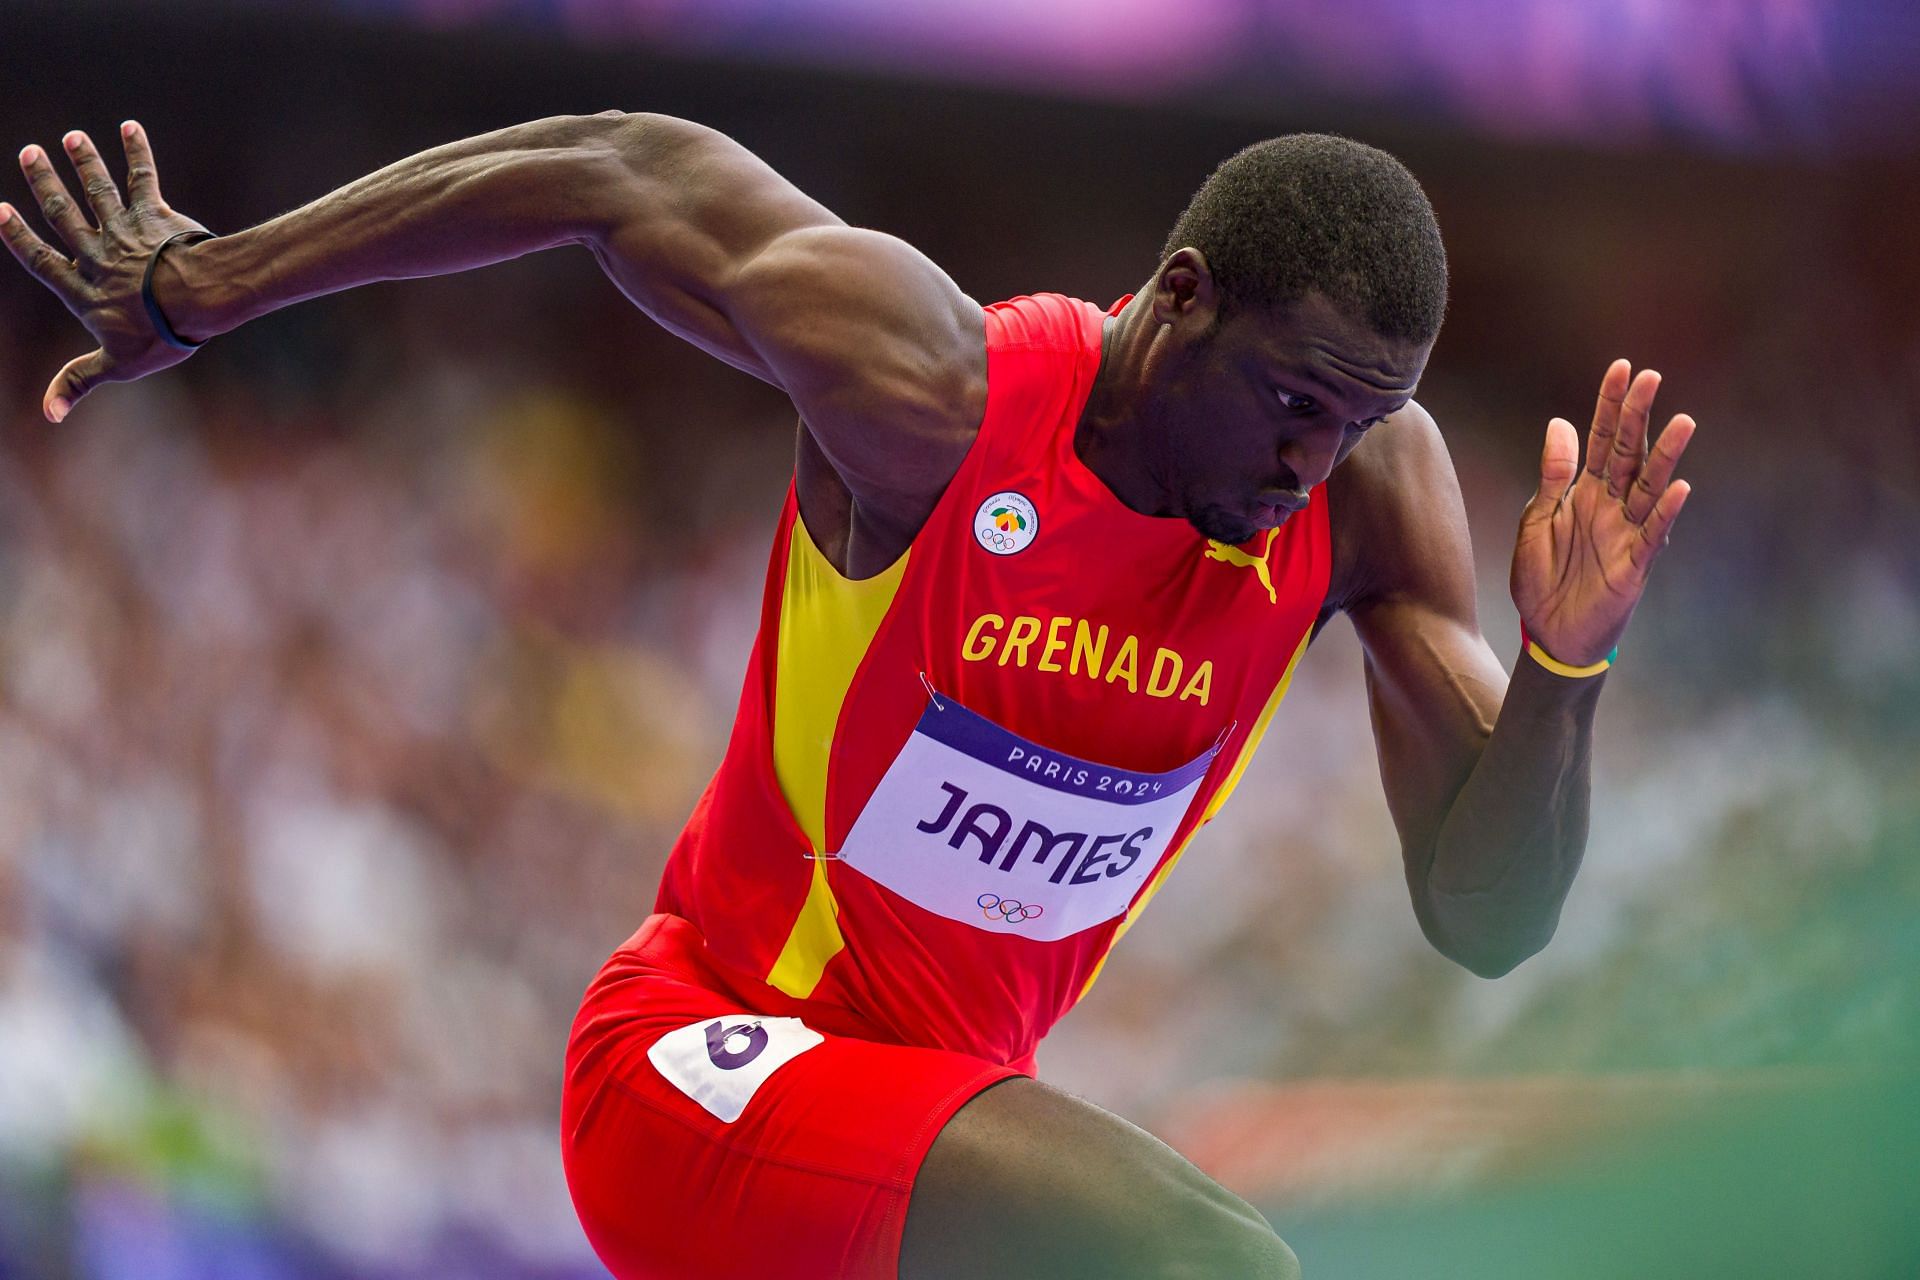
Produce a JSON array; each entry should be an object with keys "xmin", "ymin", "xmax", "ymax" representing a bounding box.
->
[{"xmin": 1511, "ymin": 361, "xmax": 1695, "ymax": 667}]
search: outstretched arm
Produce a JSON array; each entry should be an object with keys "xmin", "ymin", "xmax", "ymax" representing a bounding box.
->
[
  {"xmin": 1, "ymin": 113, "xmax": 983, "ymax": 501},
  {"xmin": 1335, "ymin": 366, "xmax": 1693, "ymax": 978}
]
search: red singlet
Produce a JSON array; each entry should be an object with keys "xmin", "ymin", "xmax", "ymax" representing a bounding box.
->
[{"xmin": 563, "ymin": 293, "xmax": 1330, "ymax": 1277}]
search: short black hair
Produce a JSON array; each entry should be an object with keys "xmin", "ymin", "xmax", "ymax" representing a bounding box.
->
[{"xmin": 1162, "ymin": 134, "xmax": 1447, "ymax": 344}]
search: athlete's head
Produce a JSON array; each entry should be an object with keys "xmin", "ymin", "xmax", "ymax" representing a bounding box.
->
[
  {"xmin": 1141, "ymin": 134, "xmax": 1445, "ymax": 545},
  {"xmin": 1165, "ymin": 133, "xmax": 1447, "ymax": 345}
]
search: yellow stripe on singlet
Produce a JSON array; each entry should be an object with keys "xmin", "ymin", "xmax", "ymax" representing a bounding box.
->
[
  {"xmin": 764, "ymin": 512, "xmax": 909, "ymax": 999},
  {"xmin": 1075, "ymin": 629, "xmax": 1314, "ymax": 1002}
]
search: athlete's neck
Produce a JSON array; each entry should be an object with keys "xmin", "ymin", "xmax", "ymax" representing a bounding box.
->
[{"xmin": 1073, "ymin": 290, "xmax": 1178, "ymax": 520}]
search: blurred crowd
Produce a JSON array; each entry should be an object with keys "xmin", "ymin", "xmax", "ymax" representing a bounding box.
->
[
  {"xmin": 0, "ymin": 330, "xmax": 729, "ymax": 1276},
  {"xmin": 1, "ymin": 15, "xmax": 1917, "ymax": 1278}
]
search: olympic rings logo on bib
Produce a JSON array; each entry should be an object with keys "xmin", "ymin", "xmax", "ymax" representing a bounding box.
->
[
  {"xmin": 978, "ymin": 893, "xmax": 1043, "ymax": 924},
  {"xmin": 973, "ymin": 491, "xmax": 1038, "ymax": 556}
]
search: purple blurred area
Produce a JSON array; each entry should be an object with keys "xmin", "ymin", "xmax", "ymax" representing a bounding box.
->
[
  {"xmin": 159, "ymin": 0, "xmax": 1920, "ymax": 151},
  {"xmin": 1, "ymin": 2, "xmax": 1917, "ymax": 1277}
]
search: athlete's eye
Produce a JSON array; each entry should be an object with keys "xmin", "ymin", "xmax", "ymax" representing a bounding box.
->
[{"xmin": 1276, "ymin": 389, "xmax": 1315, "ymax": 412}]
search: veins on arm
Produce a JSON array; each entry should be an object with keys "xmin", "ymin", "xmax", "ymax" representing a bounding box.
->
[
  {"xmin": 1326, "ymin": 401, "xmax": 1508, "ymax": 872},
  {"xmin": 1403, "ymin": 622, "xmax": 1497, "ymax": 741}
]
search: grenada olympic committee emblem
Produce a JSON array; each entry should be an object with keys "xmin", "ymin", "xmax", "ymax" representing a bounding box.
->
[{"xmin": 973, "ymin": 491, "xmax": 1038, "ymax": 555}]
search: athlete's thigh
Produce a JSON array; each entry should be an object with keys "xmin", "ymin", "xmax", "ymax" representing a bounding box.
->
[{"xmin": 901, "ymin": 1077, "xmax": 1300, "ymax": 1280}]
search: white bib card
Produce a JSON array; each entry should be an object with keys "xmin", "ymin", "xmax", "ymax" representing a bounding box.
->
[
  {"xmin": 647, "ymin": 1016, "xmax": 824, "ymax": 1124},
  {"xmin": 834, "ymin": 691, "xmax": 1220, "ymax": 942}
]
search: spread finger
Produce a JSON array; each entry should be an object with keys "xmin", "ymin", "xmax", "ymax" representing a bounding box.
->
[
  {"xmin": 19, "ymin": 144, "xmax": 93, "ymax": 251},
  {"xmin": 1583, "ymin": 358, "xmax": 1630, "ymax": 481},
  {"xmin": 0, "ymin": 201, "xmax": 83, "ymax": 293},
  {"xmin": 119, "ymin": 121, "xmax": 164, "ymax": 208},
  {"xmin": 1624, "ymin": 414, "xmax": 1694, "ymax": 523},
  {"xmin": 1607, "ymin": 368, "xmax": 1659, "ymax": 500},
  {"xmin": 1629, "ymin": 480, "xmax": 1691, "ymax": 577},
  {"xmin": 62, "ymin": 131, "xmax": 125, "ymax": 225}
]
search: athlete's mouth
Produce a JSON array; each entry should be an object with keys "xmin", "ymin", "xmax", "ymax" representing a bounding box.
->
[
  {"xmin": 1258, "ymin": 468, "xmax": 1309, "ymax": 517},
  {"xmin": 1255, "ymin": 489, "xmax": 1309, "ymax": 526}
]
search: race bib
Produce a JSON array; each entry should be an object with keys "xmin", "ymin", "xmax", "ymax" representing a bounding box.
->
[
  {"xmin": 648, "ymin": 1016, "xmax": 824, "ymax": 1124},
  {"xmin": 833, "ymin": 690, "xmax": 1221, "ymax": 942}
]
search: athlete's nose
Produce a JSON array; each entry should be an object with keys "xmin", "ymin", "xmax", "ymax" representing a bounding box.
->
[{"xmin": 1279, "ymin": 428, "xmax": 1342, "ymax": 491}]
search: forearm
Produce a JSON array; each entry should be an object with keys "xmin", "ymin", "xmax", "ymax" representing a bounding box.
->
[
  {"xmin": 153, "ymin": 111, "xmax": 630, "ymax": 342},
  {"xmin": 1418, "ymin": 656, "xmax": 1603, "ymax": 977}
]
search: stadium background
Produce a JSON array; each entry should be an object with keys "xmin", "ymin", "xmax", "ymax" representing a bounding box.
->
[{"xmin": 1, "ymin": 1, "xmax": 1916, "ymax": 1276}]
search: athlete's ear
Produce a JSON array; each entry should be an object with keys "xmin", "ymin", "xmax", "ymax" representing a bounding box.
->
[{"xmin": 1151, "ymin": 247, "xmax": 1220, "ymax": 338}]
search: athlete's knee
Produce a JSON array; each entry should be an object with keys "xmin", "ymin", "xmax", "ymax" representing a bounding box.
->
[
  {"xmin": 1154, "ymin": 1187, "xmax": 1299, "ymax": 1280},
  {"xmin": 1247, "ymin": 1225, "xmax": 1302, "ymax": 1280}
]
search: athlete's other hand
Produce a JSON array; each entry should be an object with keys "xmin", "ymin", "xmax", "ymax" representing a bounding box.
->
[
  {"xmin": 0, "ymin": 121, "xmax": 210, "ymax": 423},
  {"xmin": 1510, "ymin": 359, "xmax": 1695, "ymax": 667}
]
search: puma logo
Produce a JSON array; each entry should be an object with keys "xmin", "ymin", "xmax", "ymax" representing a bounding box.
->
[{"xmin": 1202, "ymin": 529, "xmax": 1280, "ymax": 603}]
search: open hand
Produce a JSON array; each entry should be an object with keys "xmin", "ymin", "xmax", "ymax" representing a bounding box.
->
[
  {"xmin": 0, "ymin": 121, "xmax": 209, "ymax": 423},
  {"xmin": 1511, "ymin": 359, "xmax": 1696, "ymax": 667}
]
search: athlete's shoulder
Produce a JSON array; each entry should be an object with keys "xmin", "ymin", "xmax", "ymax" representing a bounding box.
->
[
  {"xmin": 1324, "ymin": 400, "xmax": 1472, "ymax": 614},
  {"xmin": 982, "ymin": 293, "xmax": 1106, "ymax": 355}
]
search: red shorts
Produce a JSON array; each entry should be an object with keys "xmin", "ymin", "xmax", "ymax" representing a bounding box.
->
[{"xmin": 561, "ymin": 915, "xmax": 1024, "ymax": 1279}]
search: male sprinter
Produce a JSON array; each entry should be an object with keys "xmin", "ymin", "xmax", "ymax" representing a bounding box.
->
[{"xmin": 3, "ymin": 115, "xmax": 1692, "ymax": 1278}]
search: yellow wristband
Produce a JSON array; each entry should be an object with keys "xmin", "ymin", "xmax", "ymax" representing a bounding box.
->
[
  {"xmin": 1524, "ymin": 639, "xmax": 1612, "ymax": 678},
  {"xmin": 1520, "ymin": 625, "xmax": 1616, "ymax": 678}
]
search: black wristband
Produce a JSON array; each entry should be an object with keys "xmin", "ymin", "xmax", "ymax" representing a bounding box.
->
[{"xmin": 142, "ymin": 229, "xmax": 216, "ymax": 351}]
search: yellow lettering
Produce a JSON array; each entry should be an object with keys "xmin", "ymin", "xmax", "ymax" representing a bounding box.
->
[
  {"xmin": 1070, "ymin": 620, "xmax": 1108, "ymax": 678},
  {"xmin": 1147, "ymin": 648, "xmax": 1184, "ymax": 698},
  {"xmin": 1104, "ymin": 635, "xmax": 1139, "ymax": 692},
  {"xmin": 1000, "ymin": 615, "xmax": 1042, "ymax": 667},
  {"xmin": 962, "ymin": 613, "xmax": 1004, "ymax": 662},
  {"xmin": 1037, "ymin": 616, "xmax": 1071, "ymax": 673},
  {"xmin": 962, "ymin": 614, "xmax": 1215, "ymax": 704}
]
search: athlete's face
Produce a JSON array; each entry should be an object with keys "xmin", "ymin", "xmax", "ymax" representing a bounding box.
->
[{"xmin": 1162, "ymin": 287, "xmax": 1430, "ymax": 546}]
